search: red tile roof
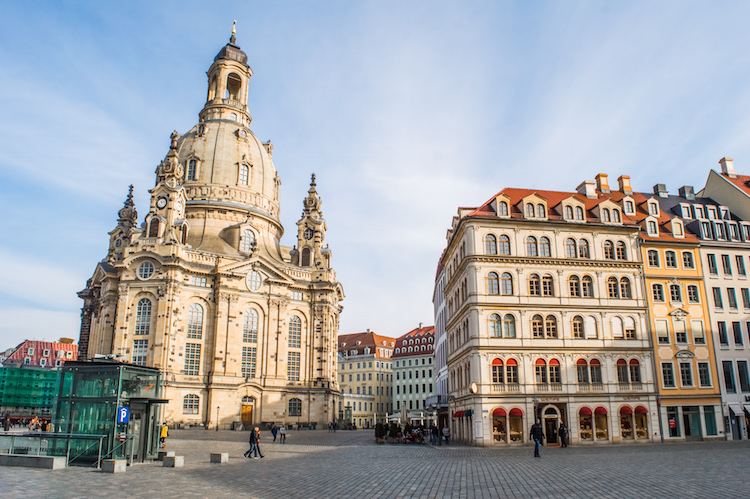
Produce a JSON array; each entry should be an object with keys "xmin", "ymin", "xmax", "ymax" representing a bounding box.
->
[
  {"xmin": 392, "ymin": 326, "xmax": 435, "ymax": 358},
  {"xmin": 338, "ymin": 331, "xmax": 397, "ymax": 359}
]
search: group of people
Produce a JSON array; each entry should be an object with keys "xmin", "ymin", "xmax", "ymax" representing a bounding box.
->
[
  {"xmin": 529, "ymin": 419, "xmax": 568, "ymax": 457},
  {"xmin": 246, "ymin": 424, "xmax": 290, "ymax": 458}
]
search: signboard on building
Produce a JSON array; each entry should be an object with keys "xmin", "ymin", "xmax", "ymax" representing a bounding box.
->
[{"xmin": 117, "ymin": 407, "xmax": 129, "ymax": 424}]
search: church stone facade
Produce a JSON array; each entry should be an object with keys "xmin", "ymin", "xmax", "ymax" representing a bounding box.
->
[{"xmin": 78, "ymin": 31, "xmax": 344, "ymax": 428}]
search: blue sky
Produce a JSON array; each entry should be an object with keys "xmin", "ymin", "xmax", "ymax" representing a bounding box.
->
[{"xmin": 2, "ymin": 1, "xmax": 750, "ymax": 347}]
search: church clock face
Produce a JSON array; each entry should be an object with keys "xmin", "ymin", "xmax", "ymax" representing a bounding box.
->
[
  {"xmin": 156, "ymin": 197, "xmax": 167, "ymax": 209},
  {"xmin": 304, "ymin": 228, "xmax": 313, "ymax": 240}
]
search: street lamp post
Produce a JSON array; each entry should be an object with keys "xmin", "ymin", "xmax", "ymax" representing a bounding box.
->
[
  {"xmin": 532, "ymin": 397, "xmax": 539, "ymax": 421},
  {"xmin": 216, "ymin": 406, "xmax": 220, "ymax": 431}
]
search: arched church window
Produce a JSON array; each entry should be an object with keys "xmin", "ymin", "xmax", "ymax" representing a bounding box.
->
[
  {"xmin": 243, "ymin": 309, "xmax": 259, "ymax": 343},
  {"xmin": 301, "ymin": 248, "xmax": 311, "ymax": 267},
  {"xmin": 135, "ymin": 298, "xmax": 152, "ymax": 335},
  {"xmin": 288, "ymin": 316, "xmax": 302, "ymax": 348},
  {"xmin": 187, "ymin": 304, "xmax": 204, "ymax": 339}
]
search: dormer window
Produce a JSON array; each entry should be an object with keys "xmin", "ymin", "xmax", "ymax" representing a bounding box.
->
[
  {"xmin": 238, "ymin": 164, "xmax": 249, "ymax": 186},
  {"xmin": 240, "ymin": 229, "xmax": 256, "ymax": 252},
  {"xmin": 695, "ymin": 206, "xmax": 704, "ymax": 219},
  {"xmin": 536, "ymin": 204, "xmax": 546, "ymax": 218},
  {"xmin": 721, "ymin": 207, "xmax": 730, "ymax": 220},
  {"xmin": 647, "ymin": 220, "xmax": 658, "ymax": 235},
  {"xmin": 525, "ymin": 204, "xmax": 534, "ymax": 217},
  {"xmin": 498, "ymin": 201, "xmax": 508, "ymax": 216},
  {"xmin": 648, "ymin": 202, "xmax": 659, "ymax": 216},
  {"xmin": 565, "ymin": 206, "xmax": 573, "ymax": 219},
  {"xmin": 715, "ymin": 223, "xmax": 726, "ymax": 240},
  {"xmin": 672, "ymin": 221, "xmax": 684, "ymax": 237},
  {"xmin": 613, "ymin": 210, "xmax": 621, "ymax": 223},
  {"xmin": 575, "ymin": 207, "xmax": 584, "ymax": 220},
  {"xmin": 602, "ymin": 208, "xmax": 611, "ymax": 222},
  {"xmin": 186, "ymin": 159, "xmax": 198, "ymax": 181},
  {"xmin": 624, "ymin": 200, "xmax": 635, "ymax": 214},
  {"xmin": 707, "ymin": 207, "xmax": 717, "ymax": 219}
]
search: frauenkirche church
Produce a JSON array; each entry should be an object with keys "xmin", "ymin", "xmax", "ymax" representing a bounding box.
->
[{"xmin": 77, "ymin": 28, "xmax": 345, "ymax": 428}]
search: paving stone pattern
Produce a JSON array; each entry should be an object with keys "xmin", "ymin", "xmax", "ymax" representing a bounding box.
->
[{"xmin": 1, "ymin": 428, "xmax": 747, "ymax": 498}]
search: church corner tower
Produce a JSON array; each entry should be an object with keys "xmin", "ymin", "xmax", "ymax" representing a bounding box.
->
[{"xmin": 78, "ymin": 26, "xmax": 344, "ymax": 429}]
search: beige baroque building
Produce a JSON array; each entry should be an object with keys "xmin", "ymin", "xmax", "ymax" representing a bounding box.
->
[
  {"xmin": 442, "ymin": 180, "xmax": 658, "ymax": 446},
  {"xmin": 77, "ymin": 31, "xmax": 344, "ymax": 429},
  {"xmin": 337, "ymin": 331, "xmax": 396, "ymax": 428}
]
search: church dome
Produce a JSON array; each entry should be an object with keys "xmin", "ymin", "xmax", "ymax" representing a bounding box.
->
[{"xmin": 214, "ymin": 37, "xmax": 248, "ymax": 66}]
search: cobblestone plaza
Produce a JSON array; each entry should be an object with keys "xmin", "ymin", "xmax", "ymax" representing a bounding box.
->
[{"xmin": 2, "ymin": 429, "xmax": 748, "ymax": 498}]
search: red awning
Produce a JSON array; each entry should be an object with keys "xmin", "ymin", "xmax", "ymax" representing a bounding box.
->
[
  {"xmin": 549, "ymin": 359, "xmax": 559, "ymax": 366},
  {"xmin": 616, "ymin": 359, "xmax": 627, "ymax": 365},
  {"xmin": 620, "ymin": 406, "xmax": 633, "ymax": 414},
  {"xmin": 493, "ymin": 408, "xmax": 506, "ymax": 417},
  {"xmin": 453, "ymin": 410, "xmax": 465, "ymax": 418},
  {"xmin": 635, "ymin": 406, "xmax": 648, "ymax": 414},
  {"xmin": 579, "ymin": 407, "xmax": 593, "ymax": 415},
  {"xmin": 492, "ymin": 358, "xmax": 503, "ymax": 365},
  {"xmin": 535, "ymin": 358, "xmax": 546, "ymax": 365},
  {"xmin": 595, "ymin": 406, "xmax": 608, "ymax": 415},
  {"xmin": 509, "ymin": 408, "xmax": 523, "ymax": 416}
]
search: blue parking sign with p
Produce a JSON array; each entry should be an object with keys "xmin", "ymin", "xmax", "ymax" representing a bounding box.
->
[{"xmin": 117, "ymin": 407, "xmax": 129, "ymax": 424}]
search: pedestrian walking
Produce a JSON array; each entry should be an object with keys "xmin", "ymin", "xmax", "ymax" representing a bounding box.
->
[
  {"xmin": 244, "ymin": 426, "xmax": 259, "ymax": 459},
  {"xmin": 159, "ymin": 424, "xmax": 169, "ymax": 448},
  {"xmin": 430, "ymin": 424, "xmax": 439, "ymax": 445},
  {"xmin": 279, "ymin": 424, "xmax": 287, "ymax": 443},
  {"xmin": 559, "ymin": 421, "xmax": 568, "ymax": 448},
  {"xmin": 254, "ymin": 427, "xmax": 264, "ymax": 458},
  {"xmin": 328, "ymin": 421, "xmax": 333, "ymax": 432},
  {"xmin": 271, "ymin": 425, "xmax": 278, "ymax": 442},
  {"xmin": 530, "ymin": 419, "xmax": 545, "ymax": 457},
  {"xmin": 442, "ymin": 426, "xmax": 450, "ymax": 445}
]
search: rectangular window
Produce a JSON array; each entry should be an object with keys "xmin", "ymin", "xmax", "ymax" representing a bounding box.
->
[
  {"xmin": 733, "ymin": 322, "xmax": 743, "ymax": 346},
  {"xmin": 506, "ymin": 365, "xmax": 518, "ymax": 384},
  {"xmin": 718, "ymin": 322, "xmax": 728, "ymax": 345},
  {"xmin": 713, "ymin": 288, "xmax": 723, "ymax": 309},
  {"xmin": 707, "ymin": 254, "xmax": 718, "ymax": 274},
  {"xmin": 698, "ymin": 362, "xmax": 711, "ymax": 387},
  {"xmin": 287, "ymin": 352, "xmax": 301, "ymax": 381},
  {"xmin": 691, "ymin": 320, "xmax": 705, "ymax": 345},
  {"xmin": 679, "ymin": 362, "xmax": 693, "ymax": 387},
  {"xmin": 132, "ymin": 339, "xmax": 148, "ymax": 365},
  {"xmin": 743, "ymin": 289, "xmax": 750, "ymax": 309},
  {"xmin": 617, "ymin": 364, "xmax": 628, "ymax": 383},
  {"xmin": 737, "ymin": 256, "xmax": 746, "ymax": 276},
  {"xmin": 728, "ymin": 288, "xmax": 738, "ymax": 309},
  {"xmin": 190, "ymin": 276, "xmax": 208, "ymax": 287},
  {"xmin": 241, "ymin": 346, "xmax": 256, "ymax": 377},
  {"xmin": 674, "ymin": 321, "xmax": 687, "ymax": 344},
  {"xmin": 656, "ymin": 319, "xmax": 670, "ymax": 344},
  {"xmin": 549, "ymin": 365, "xmax": 560, "ymax": 383},
  {"xmin": 577, "ymin": 365, "xmax": 589, "ymax": 383},
  {"xmin": 535, "ymin": 365, "xmax": 548, "ymax": 384},
  {"xmin": 722, "ymin": 254, "xmax": 732, "ymax": 275},
  {"xmin": 723, "ymin": 361, "xmax": 736, "ymax": 393},
  {"xmin": 662, "ymin": 363, "xmax": 675, "ymax": 387},
  {"xmin": 738, "ymin": 361, "xmax": 750, "ymax": 392},
  {"xmin": 291, "ymin": 291, "xmax": 303, "ymax": 300},
  {"xmin": 183, "ymin": 343, "xmax": 201, "ymax": 375}
]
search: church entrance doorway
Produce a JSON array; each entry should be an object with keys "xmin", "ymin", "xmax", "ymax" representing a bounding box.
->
[{"xmin": 241, "ymin": 396, "xmax": 255, "ymax": 428}]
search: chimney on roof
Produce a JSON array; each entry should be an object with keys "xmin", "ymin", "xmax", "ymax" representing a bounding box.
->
[
  {"xmin": 720, "ymin": 157, "xmax": 736, "ymax": 178},
  {"xmin": 678, "ymin": 186, "xmax": 695, "ymax": 201},
  {"xmin": 595, "ymin": 174, "xmax": 610, "ymax": 193},
  {"xmin": 419, "ymin": 322, "xmax": 423, "ymax": 329},
  {"xmin": 617, "ymin": 175, "xmax": 632, "ymax": 195},
  {"xmin": 366, "ymin": 328, "xmax": 371, "ymax": 333},
  {"xmin": 653, "ymin": 184, "xmax": 668, "ymax": 198},
  {"xmin": 576, "ymin": 180, "xmax": 597, "ymax": 199}
]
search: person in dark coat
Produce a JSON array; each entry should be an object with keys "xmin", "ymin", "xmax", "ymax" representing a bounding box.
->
[
  {"xmin": 244, "ymin": 426, "xmax": 259, "ymax": 459},
  {"xmin": 530, "ymin": 419, "xmax": 545, "ymax": 457},
  {"xmin": 254, "ymin": 427, "xmax": 264, "ymax": 458},
  {"xmin": 559, "ymin": 421, "xmax": 568, "ymax": 448}
]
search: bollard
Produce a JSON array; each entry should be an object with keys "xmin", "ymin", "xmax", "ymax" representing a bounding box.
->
[
  {"xmin": 210, "ymin": 453, "xmax": 229, "ymax": 463},
  {"xmin": 163, "ymin": 456, "xmax": 184, "ymax": 468},
  {"xmin": 101, "ymin": 459, "xmax": 127, "ymax": 473},
  {"xmin": 157, "ymin": 451, "xmax": 175, "ymax": 461}
]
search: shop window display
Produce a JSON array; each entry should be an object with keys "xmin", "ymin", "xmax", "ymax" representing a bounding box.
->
[
  {"xmin": 492, "ymin": 408, "xmax": 507, "ymax": 442},
  {"xmin": 508, "ymin": 408, "xmax": 523, "ymax": 442},
  {"xmin": 634, "ymin": 406, "xmax": 648, "ymax": 439},
  {"xmin": 595, "ymin": 407, "xmax": 608, "ymax": 440},
  {"xmin": 620, "ymin": 406, "xmax": 634, "ymax": 439},
  {"xmin": 579, "ymin": 407, "xmax": 593, "ymax": 440}
]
